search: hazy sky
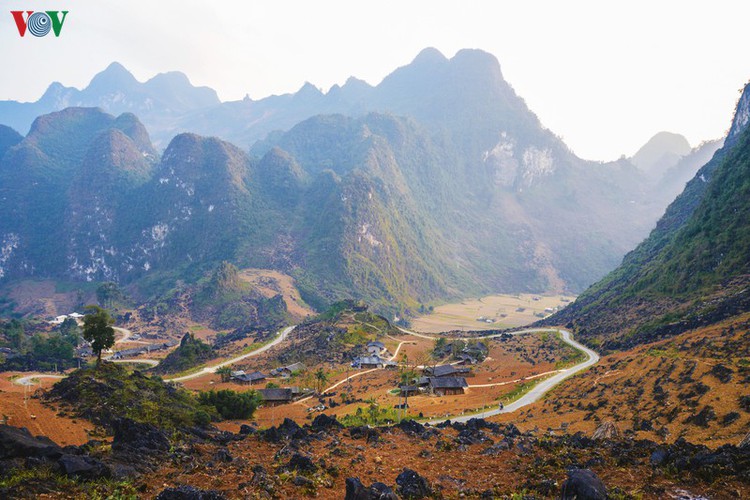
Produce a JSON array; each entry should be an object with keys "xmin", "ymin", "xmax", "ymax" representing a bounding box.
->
[{"xmin": 2, "ymin": 0, "xmax": 749, "ymax": 161}]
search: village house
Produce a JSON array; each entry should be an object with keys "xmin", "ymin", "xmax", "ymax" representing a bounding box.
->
[
  {"xmin": 232, "ymin": 371, "xmax": 267, "ymax": 385},
  {"xmin": 351, "ymin": 355, "xmax": 397, "ymax": 369},
  {"xmin": 258, "ymin": 388, "xmax": 294, "ymax": 406},
  {"xmin": 270, "ymin": 362, "xmax": 306, "ymax": 378},
  {"xmin": 423, "ymin": 364, "xmax": 472, "ymax": 378},
  {"xmin": 366, "ymin": 341, "xmax": 386, "ymax": 355},
  {"xmin": 399, "ymin": 385, "xmax": 421, "ymax": 397},
  {"xmin": 428, "ymin": 377, "xmax": 468, "ymax": 396}
]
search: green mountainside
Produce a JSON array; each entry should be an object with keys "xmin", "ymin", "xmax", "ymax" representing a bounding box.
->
[
  {"xmin": 547, "ymin": 83, "xmax": 750, "ymax": 350},
  {"xmin": 0, "ymin": 50, "xmax": 732, "ymax": 318}
]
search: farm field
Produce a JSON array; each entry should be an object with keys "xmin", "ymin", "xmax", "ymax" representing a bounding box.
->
[{"xmin": 411, "ymin": 293, "xmax": 576, "ymax": 333}]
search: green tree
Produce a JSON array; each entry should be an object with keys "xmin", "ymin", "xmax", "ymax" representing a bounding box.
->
[
  {"xmin": 216, "ymin": 366, "xmax": 232, "ymax": 383},
  {"xmin": 82, "ymin": 305, "xmax": 115, "ymax": 366},
  {"xmin": 198, "ymin": 389, "xmax": 261, "ymax": 420},
  {"xmin": 314, "ymin": 367, "xmax": 329, "ymax": 394},
  {"xmin": 96, "ymin": 282, "xmax": 123, "ymax": 309},
  {"xmin": 59, "ymin": 318, "xmax": 81, "ymax": 347},
  {"xmin": 3, "ymin": 319, "xmax": 25, "ymax": 352}
]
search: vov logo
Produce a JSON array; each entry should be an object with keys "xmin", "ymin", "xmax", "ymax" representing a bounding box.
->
[{"xmin": 11, "ymin": 11, "xmax": 69, "ymax": 37}]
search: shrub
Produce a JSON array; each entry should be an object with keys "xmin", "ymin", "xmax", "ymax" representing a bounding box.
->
[{"xmin": 198, "ymin": 389, "xmax": 261, "ymax": 420}]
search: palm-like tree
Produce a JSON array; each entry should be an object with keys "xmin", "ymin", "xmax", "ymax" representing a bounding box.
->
[{"xmin": 314, "ymin": 368, "xmax": 329, "ymax": 394}]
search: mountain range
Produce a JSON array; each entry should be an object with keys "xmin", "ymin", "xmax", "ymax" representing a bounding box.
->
[
  {"xmin": 0, "ymin": 49, "xmax": 725, "ymax": 315},
  {"xmin": 545, "ymin": 82, "xmax": 750, "ymax": 350}
]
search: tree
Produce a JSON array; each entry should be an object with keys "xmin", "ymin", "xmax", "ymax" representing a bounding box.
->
[
  {"xmin": 216, "ymin": 366, "xmax": 232, "ymax": 383},
  {"xmin": 82, "ymin": 305, "xmax": 115, "ymax": 366},
  {"xmin": 314, "ymin": 368, "xmax": 329, "ymax": 394},
  {"xmin": 96, "ymin": 282, "xmax": 123, "ymax": 309},
  {"xmin": 59, "ymin": 318, "xmax": 80, "ymax": 347}
]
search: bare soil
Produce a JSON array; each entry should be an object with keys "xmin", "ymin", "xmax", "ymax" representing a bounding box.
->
[{"xmin": 412, "ymin": 293, "xmax": 576, "ymax": 333}]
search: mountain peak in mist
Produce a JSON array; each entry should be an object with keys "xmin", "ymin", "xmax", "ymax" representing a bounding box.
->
[
  {"xmin": 631, "ymin": 131, "xmax": 691, "ymax": 173},
  {"xmin": 85, "ymin": 62, "xmax": 139, "ymax": 92}
]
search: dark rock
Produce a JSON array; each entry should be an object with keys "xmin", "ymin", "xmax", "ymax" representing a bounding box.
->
[
  {"xmin": 481, "ymin": 440, "xmax": 510, "ymax": 455},
  {"xmin": 592, "ymin": 421, "xmax": 619, "ymax": 440},
  {"xmin": 350, "ymin": 426, "xmax": 379, "ymax": 443},
  {"xmin": 239, "ymin": 424, "xmax": 256, "ymax": 435},
  {"xmin": 261, "ymin": 418, "xmax": 308, "ymax": 442},
  {"xmin": 57, "ymin": 454, "xmax": 111, "ymax": 480},
  {"xmin": 213, "ymin": 448, "xmax": 233, "ymax": 463},
  {"xmin": 279, "ymin": 453, "xmax": 317, "ymax": 474},
  {"xmin": 111, "ymin": 418, "xmax": 170, "ymax": 454},
  {"xmin": 651, "ymin": 448, "xmax": 669, "ymax": 466},
  {"xmin": 503, "ymin": 423, "xmax": 521, "ymax": 438},
  {"xmin": 560, "ymin": 469, "xmax": 607, "ymax": 500},
  {"xmin": 311, "ymin": 413, "xmax": 343, "ymax": 431},
  {"xmin": 396, "ymin": 468, "xmax": 432, "ymax": 499},
  {"xmin": 110, "ymin": 463, "xmax": 138, "ymax": 480},
  {"xmin": 345, "ymin": 477, "xmax": 399, "ymax": 500},
  {"xmin": 292, "ymin": 475, "xmax": 314, "ymax": 487},
  {"xmin": 0, "ymin": 425, "xmax": 62, "ymax": 459},
  {"xmin": 397, "ymin": 419, "xmax": 426, "ymax": 436},
  {"xmin": 155, "ymin": 485, "xmax": 227, "ymax": 499},
  {"xmin": 739, "ymin": 431, "xmax": 750, "ymax": 449}
]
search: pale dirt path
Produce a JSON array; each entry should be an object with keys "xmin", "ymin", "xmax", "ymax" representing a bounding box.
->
[
  {"xmin": 15, "ymin": 374, "xmax": 65, "ymax": 386},
  {"xmin": 296, "ymin": 339, "xmax": 412, "ymax": 405},
  {"xmin": 166, "ymin": 326, "xmax": 295, "ymax": 383},
  {"xmin": 13, "ymin": 326, "xmax": 295, "ymax": 385},
  {"xmin": 421, "ymin": 328, "xmax": 599, "ymax": 424}
]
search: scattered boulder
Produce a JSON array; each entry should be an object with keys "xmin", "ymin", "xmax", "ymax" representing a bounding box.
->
[
  {"xmin": 111, "ymin": 418, "xmax": 170, "ymax": 455},
  {"xmin": 0, "ymin": 425, "xmax": 62, "ymax": 459},
  {"xmin": 292, "ymin": 475, "xmax": 314, "ymax": 487},
  {"xmin": 397, "ymin": 419, "xmax": 426, "ymax": 436},
  {"xmin": 739, "ymin": 431, "xmax": 750, "ymax": 449},
  {"xmin": 350, "ymin": 426, "xmax": 380, "ymax": 443},
  {"xmin": 238, "ymin": 424, "xmax": 256, "ymax": 435},
  {"xmin": 560, "ymin": 469, "xmax": 607, "ymax": 500},
  {"xmin": 261, "ymin": 418, "xmax": 308, "ymax": 442},
  {"xmin": 57, "ymin": 454, "xmax": 111, "ymax": 480},
  {"xmin": 396, "ymin": 468, "xmax": 432, "ymax": 499},
  {"xmin": 592, "ymin": 421, "xmax": 620, "ymax": 441},
  {"xmin": 278, "ymin": 453, "xmax": 317, "ymax": 474},
  {"xmin": 312, "ymin": 413, "xmax": 343, "ymax": 432},
  {"xmin": 213, "ymin": 448, "xmax": 233, "ymax": 463},
  {"xmin": 345, "ymin": 477, "xmax": 399, "ymax": 500},
  {"xmin": 155, "ymin": 485, "xmax": 227, "ymax": 500}
]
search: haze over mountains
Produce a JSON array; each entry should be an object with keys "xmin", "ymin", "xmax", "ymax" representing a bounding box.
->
[
  {"xmin": 0, "ymin": 49, "xmax": 725, "ymax": 315},
  {"xmin": 546, "ymin": 82, "xmax": 750, "ymax": 350}
]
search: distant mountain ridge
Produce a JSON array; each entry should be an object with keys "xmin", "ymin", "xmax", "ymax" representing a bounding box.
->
[
  {"xmin": 545, "ymin": 82, "xmax": 750, "ymax": 350},
  {"xmin": 0, "ymin": 49, "xmax": 731, "ymax": 316},
  {"xmin": 0, "ymin": 62, "xmax": 219, "ymax": 143}
]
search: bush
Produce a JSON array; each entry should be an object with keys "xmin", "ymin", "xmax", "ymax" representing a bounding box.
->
[{"xmin": 198, "ymin": 389, "xmax": 261, "ymax": 420}]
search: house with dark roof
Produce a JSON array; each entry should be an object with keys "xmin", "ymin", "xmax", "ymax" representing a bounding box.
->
[
  {"xmin": 366, "ymin": 341, "xmax": 386, "ymax": 355},
  {"xmin": 270, "ymin": 362, "xmax": 306, "ymax": 378},
  {"xmin": 258, "ymin": 388, "xmax": 294, "ymax": 406},
  {"xmin": 351, "ymin": 355, "xmax": 397, "ymax": 369},
  {"xmin": 428, "ymin": 377, "xmax": 468, "ymax": 396},
  {"xmin": 423, "ymin": 364, "xmax": 472, "ymax": 378},
  {"xmin": 232, "ymin": 371, "xmax": 267, "ymax": 385},
  {"xmin": 399, "ymin": 385, "xmax": 421, "ymax": 397}
]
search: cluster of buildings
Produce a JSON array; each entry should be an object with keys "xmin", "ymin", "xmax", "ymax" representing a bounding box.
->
[
  {"xmin": 228, "ymin": 362, "xmax": 312, "ymax": 406},
  {"xmin": 401, "ymin": 364, "xmax": 474, "ymax": 397}
]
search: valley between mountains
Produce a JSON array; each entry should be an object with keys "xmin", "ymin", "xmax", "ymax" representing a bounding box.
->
[{"xmin": 0, "ymin": 47, "xmax": 748, "ymax": 499}]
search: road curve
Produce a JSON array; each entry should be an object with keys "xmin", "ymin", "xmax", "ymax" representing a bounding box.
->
[
  {"xmin": 393, "ymin": 327, "xmax": 599, "ymax": 424},
  {"xmin": 15, "ymin": 374, "xmax": 65, "ymax": 386},
  {"xmin": 166, "ymin": 326, "xmax": 295, "ymax": 383}
]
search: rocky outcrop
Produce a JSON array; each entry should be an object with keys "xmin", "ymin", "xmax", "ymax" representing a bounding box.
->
[
  {"xmin": 396, "ymin": 468, "xmax": 432, "ymax": 499},
  {"xmin": 592, "ymin": 421, "xmax": 620, "ymax": 441},
  {"xmin": 155, "ymin": 485, "xmax": 227, "ymax": 500},
  {"xmin": 345, "ymin": 477, "xmax": 399, "ymax": 500},
  {"xmin": 560, "ymin": 469, "xmax": 607, "ymax": 499}
]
